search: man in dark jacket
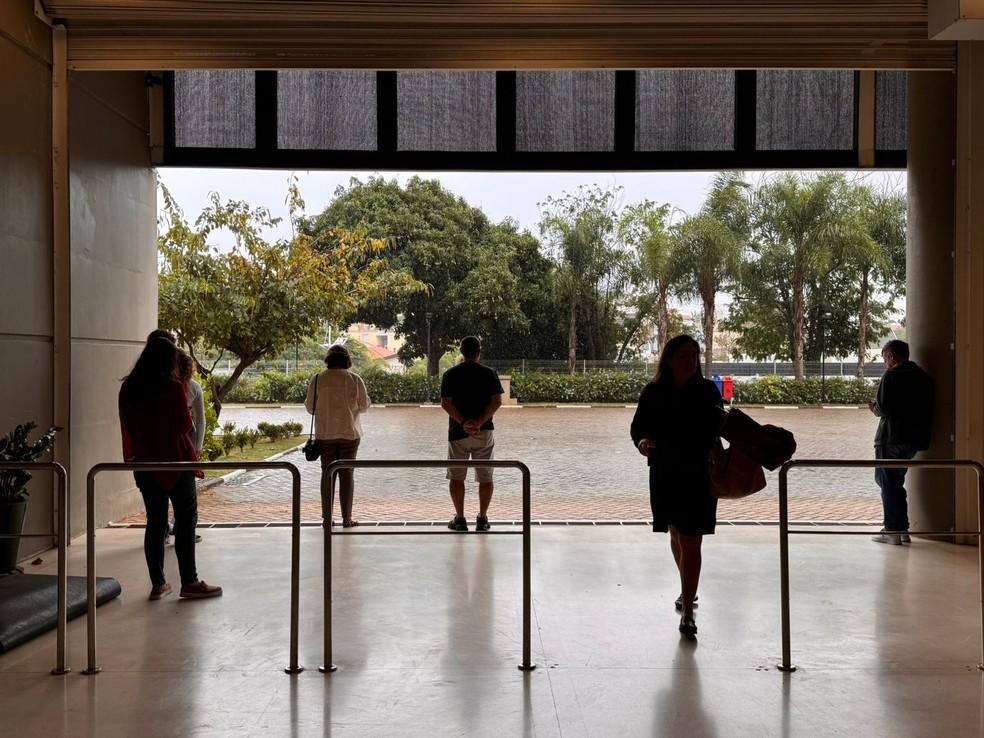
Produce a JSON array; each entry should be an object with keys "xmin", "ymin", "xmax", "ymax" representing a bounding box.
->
[{"xmin": 868, "ymin": 340, "xmax": 934, "ymax": 545}]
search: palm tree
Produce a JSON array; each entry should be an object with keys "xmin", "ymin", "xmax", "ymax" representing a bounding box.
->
[
  {"xmin": 617, "ymin": 200, "xmax": 680, "ymax": 359},
  {"xmin": 850, "ymin": 185, "xmax": 906, "ymax": 377},
  {"xmin": 539, "ymin": 187, "xmax": 620, "ymax": 373},
  {"xmin": 674, "ymin": 173, "xmax": 750, "ymax": 376},
  {"xmin": 751, "ymin": 173, "xmax": 854, "ymax": 380}
]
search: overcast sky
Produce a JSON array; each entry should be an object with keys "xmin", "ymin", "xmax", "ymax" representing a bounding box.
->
[{"xmin": 157, "ymin": 168, "xmax": 906, "ymax": 246}]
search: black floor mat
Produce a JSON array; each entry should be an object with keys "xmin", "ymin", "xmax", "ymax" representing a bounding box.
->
[{"xmin": 0, "ymin": 574, "xmax": 122, "ymax": 653}]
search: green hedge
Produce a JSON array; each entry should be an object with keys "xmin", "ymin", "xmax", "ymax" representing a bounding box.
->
[
  {"xmin": 215, "ymin": 369, "xmax": 876, "ymax": 405},
  {"xmin": 732, "ymin": 376, "xmax": 874, "ymax": 405},
  {"xmin": 510, "ymin": 371, "xmax": 649, "ymax": 403}
]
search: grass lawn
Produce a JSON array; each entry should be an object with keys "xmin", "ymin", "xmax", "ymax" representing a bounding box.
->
[{"xmin": 204, "ymin": 436, "xmax": 304, "ymax": 478}]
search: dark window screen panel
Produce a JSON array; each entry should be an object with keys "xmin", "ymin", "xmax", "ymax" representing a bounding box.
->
[
  {"xmin": 635, "ymin": 70, "xmax": 735, "ymax": 151},
  {"xmin": 174, "ymin": 70, "xmax": 255, "ymax": 148},
  {"xmin": 756, "ymin": 71, "xmax": 854, "ymax": 150},
  {"xmin": 277, "ymin": 71, "xmax": 376, "ymax": 150},
  {"xmin": 516, "ymin": 71, "xmax": 615, "ymax": 152},
  {"xmin": 876, "ymin": 72, "xmax": 907, "ymax": 151},
  {"xmin": 397, "ymin": 72, "xmax": 495, "ymax": 151}
]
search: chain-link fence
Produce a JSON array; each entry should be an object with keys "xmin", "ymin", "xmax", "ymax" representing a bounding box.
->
[{"xmin": 482, "ymin": 359, "xmax": 886, "ymax": 378}]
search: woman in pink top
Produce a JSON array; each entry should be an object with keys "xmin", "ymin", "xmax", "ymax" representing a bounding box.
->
[{"xmin": 304, "ymin": 344, "xmax": 371, "ymax": 527}]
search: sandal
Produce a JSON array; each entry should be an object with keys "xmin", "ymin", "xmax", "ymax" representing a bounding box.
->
[{"xmin": 674, "ymin": 593, "xmax": 698, "ymax": 612}]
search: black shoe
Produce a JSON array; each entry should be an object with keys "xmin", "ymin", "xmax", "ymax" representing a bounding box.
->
[
  {"xmin": 167, "ymin": 534, "xmax": 202, "ymax": 544},
  {"xmin": 674, "ymin": 594, "xmax": 698, "ymax": 612},
  {"xmin": 679, "ymin": 614, "xmax": 697, "ymax": 638},
  {"xmin": 475, "ymin": 516, "xmax": 491, "ymax": 532},
  {"xmin": 448, "ymin": 516, "xmax": 468, "ymax": 532}
]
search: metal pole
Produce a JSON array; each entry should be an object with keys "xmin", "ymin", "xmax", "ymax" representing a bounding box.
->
[
  {"xmin": 285, "ymin": 466, "xmax": 303, "ymax": 674},
  {"xmin": 52, "ymin": 465, "xmax": 70, "ymax": 675},
  {"xmin": 83, "ymin": 468, "xmax": 100, "ymax": 674},
  {"xmin": 320, "ymin": 469, "xmax": 337, "ymax": 673},
  {"xmin": 519, "ymin": 465, "xmax": 536, "ymax": 671},
  {"xmin": 778, "ymin": 464, "xmax": 796, "ymax": 672}
]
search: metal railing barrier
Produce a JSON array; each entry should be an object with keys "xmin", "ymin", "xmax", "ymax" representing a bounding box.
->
[
  {"xmin": 83, "ymin": 461, "xmax": 304, "ymax": 675},
  {"xmin": 0, "ymin": 461, "xmax": 69, "ymax": 675},
  {"xmin": 322, "ymin": 459, "xmax": 536, "ymax": 674},
  {"xmin": 778, "ymin": 458, "xmax": 984, "ymax": 672}
]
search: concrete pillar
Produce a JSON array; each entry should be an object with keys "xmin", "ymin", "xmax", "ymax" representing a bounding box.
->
[
  {"xmin": 906, "ymin": 72, "xmax": 957, "ymax": 534},
  {"xmin": 955, "ymin": 43, "xmax": 984, "ymax": 539}
]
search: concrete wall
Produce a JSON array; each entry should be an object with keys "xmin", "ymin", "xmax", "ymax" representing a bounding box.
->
[
  {"xmin": 955, "ymin": 43, "xmax": 984, "ymax": 538},
  {"xmin": 69, "ymin": 72, "xmax": 157, "ymax": 531},
  {"xmin": 0, "ymin": 2, "xmax": 55, "ymax": 554},
  {"xmin": 907, "ymin": 72, "xmax": 957, "ymax": 534},
  {"xmin": 1, "ymin": 2, "xmax": 156, "ymax": 555}
]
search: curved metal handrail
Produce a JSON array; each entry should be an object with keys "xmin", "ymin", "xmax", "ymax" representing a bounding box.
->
[
  {"xmin": 0, "ymin": 461, "xmax": 69, "ymax": 675},
  {"xmin": 322, "ymin": 459, "xmax": 535, "ymax": 674},
  {"xmin": 778, "ymin": 458, "xmax": 984, "ymax": 672},
  {"xmin": 83, "ymin": 461, "xmax": 304, "ymax": 675}
]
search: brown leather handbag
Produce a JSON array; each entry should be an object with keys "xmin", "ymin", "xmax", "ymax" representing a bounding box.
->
[{"xmin": 709, "ymin": 442, "xmax": 767, "ymax": 499}]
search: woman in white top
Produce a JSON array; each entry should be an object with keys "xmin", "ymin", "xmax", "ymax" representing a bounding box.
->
[
  {"xmin": 305, "ymin": 344, "xmax": 371, "ymax": 527},
  {"xmin": 171, "ymin": 350, "xmax": 205, "ymax": 544},
  {"xmin": 177, "ymin": 351, "xmax": 206, "ymax": 454}
]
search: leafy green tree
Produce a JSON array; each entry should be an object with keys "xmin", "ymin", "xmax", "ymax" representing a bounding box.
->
[
  {"xmin": 157, "ymin": 181, "xmax": 421, "ymax": 415},
  {"xmin": 539, "ymin": 186, "xmax": 630, "ymax": 373},
  {"xmin": 850, "ymin": 185, "xmax": 906, "ymax": 376},
  {"xmin": 616, "ymin": 201, "xmax": 679, "ymax": 361},
  {"xmin": 728, "ymin": 173, "xmax": 862, "ymax": 379},
  {"xmin": 304, "ymin": 177, "xmax": 544, "ymax": 375},
  {"xmin": 673, "ymin": 172, "xmax": 750, "ymax": 376},
  {"xmin": 472, "ymin": 220, "xmax": 567, "ymax": 360}
]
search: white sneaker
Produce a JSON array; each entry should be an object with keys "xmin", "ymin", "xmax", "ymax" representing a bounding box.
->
[{"xmin": 871, "ymin": 530, "xmax": 904, "ymax": 545}]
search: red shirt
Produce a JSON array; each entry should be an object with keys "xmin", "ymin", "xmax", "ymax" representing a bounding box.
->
[{"xmin": 120, "ymin": 380, "xmax": 198, "ymax": 489}]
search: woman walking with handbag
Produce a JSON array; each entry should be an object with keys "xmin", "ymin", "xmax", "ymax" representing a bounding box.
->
[
  {"xmin": 304, "ymin": 344, "xmax": 371, "ymax": 528},
  {"xmin": 630, "ymin": 335, "xmax": 723, "ymax": 637}
]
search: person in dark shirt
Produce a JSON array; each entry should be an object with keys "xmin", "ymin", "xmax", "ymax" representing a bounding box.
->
[
  {"xmin": 869, "ymin": 339, "xmax": 934, "ymax": 545},
  {"xmin": 440, "ymin": 336, "xmax": 504, "ymax": 532},
  {"xmin": 119, "ymin": 337, "xmax": 222, "ymax": 601},
  {"xmin": 630, "ymin": 334, "xmax": 723, "ymax": 638}
]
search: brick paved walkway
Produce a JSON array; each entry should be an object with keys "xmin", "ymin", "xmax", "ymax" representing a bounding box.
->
[{"xmin": 120, "ymin": 406, "xmax": 884, "ymax": 524}]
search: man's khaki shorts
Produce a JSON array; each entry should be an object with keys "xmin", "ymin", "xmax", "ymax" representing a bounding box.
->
[{"xmin": 447, "ymin": 430, "xmax": 495, "ymax": 482}]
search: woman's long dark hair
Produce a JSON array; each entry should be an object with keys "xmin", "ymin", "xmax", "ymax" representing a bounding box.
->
[
  {"xmin": 653, "ymin": 334, "xmax": 703, "ymax": 386},
  {"xmin": 121, "ymin": 337, "xmax": 179, "ymax": 403}
]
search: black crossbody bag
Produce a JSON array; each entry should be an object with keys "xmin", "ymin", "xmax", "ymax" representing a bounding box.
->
[{"xmin": 303, "ymin": 375, "xmax": 320, "ymax": 461}]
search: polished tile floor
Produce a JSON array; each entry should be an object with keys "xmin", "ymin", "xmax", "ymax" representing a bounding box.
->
[{"xmin": 1, "ymin": 526, "xmax": 982, "ymax": 737}]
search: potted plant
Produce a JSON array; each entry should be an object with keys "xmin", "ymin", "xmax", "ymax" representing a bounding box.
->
[{"xmin": 0, "ymin": 422, "xmax": 60, "ymax": 575}]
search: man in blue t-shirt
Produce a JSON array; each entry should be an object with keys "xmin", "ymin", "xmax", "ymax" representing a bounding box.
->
[{"xmin": 440, "ymin": 336, "xmax": 504, "ymax": 532}]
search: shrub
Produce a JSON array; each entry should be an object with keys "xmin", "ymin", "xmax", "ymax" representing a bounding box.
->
[
  {"xmin": 200, "ymin": 384, "xmax": 223, "ymax": 462},
  {"xmin": 733, "ymin": 376, "xmax": 874, "ymax": 405},
  {"xmin": 220, "ymin": 422, "xmax": 238, "ymax": 455},
  {"xmin": 511, "ymin": 371, "xmax": 650, "ymax": 404},
  {"xmin": 283, "ymin": 421, "xmax": 303, "ymax": 437},
  {"xmin": 245, "ymin": 429, "xmax": 262, "ymax": 449},
  {"xmin": 209, "ymin": 368, "xmax": 876, "ymax": 406},
  {"xmin": 233, "ymin": 428, "xmax": 252, "ymax": 453},
  {"xmin": 220, "ymin": 374, "xmax": 264, "ymax": 404},
  {"xmin": 257, "ymin": 421, "xmax": 282, "ymax": 442}
]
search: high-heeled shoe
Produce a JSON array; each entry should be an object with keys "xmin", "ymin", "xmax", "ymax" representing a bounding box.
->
[
  {"xmin": 679, "ymin": 613, "xmax": 697, "ymax": 637},
  {"xmin": 674, "ymin": 593, "xmax": 698, "ymax": 612}
]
